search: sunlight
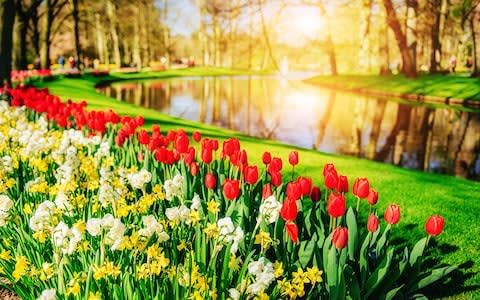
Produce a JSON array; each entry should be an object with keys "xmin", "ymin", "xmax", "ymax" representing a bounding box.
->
[{"xmin": 276, "ymin": 7, "xmax": 324, "ymax": 45}]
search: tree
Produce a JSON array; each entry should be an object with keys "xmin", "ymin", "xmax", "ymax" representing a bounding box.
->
[
  {"xmin": 0, "ymin": 0, "xmax": 16, "ymax": 85},
  {"xmin": 383, "ymin": 0, "xmax": 417, "ymax": 77},
  {"xmin": 71, "ymin": 0, "xmax": 81, "ymax": 65},
  {"xmin": 16, "ymin": 0, "xmax": 43, "ymax": 69},
  {"xmin": 41, "ymin": 0, "xmax": 68, "ymax": 69}
]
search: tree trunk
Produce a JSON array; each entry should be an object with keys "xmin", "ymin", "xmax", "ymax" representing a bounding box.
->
[
  {"xmin": 132, "ymin": 6, "xmax": 142, "ymax": 68},
  {"xmin": 0, "ymin": 0, "xmax": 16, "ymax": 85},
  {"xmin": 429, "ymin": 0, "xmax": 442, "ymax": 73},
  {"xmin": 95, "ymin": 13, "xmax": 105, "ymax": 63},
  {"xmin": 359, "ymin": 0, "xmax": 373, "ymax": 72},
  {"xmin": 72, "ymin": 0, "xmax": 81, "ymax": 66},
  {"xmin": 162, "ymin": 0, "xmax": 170, "ymax": 67},
  {"xmin": 106, "ymin": 0, "xmax": 121, "ymax": 68},
  {"xmin": 17, "ymin": 13, "xmax": 29, "ymax": 70},
  {"xmin": 383, "ymin": 0, "xmax": 416, "ymax": 77},
  {"xmin": 470, "ymin": 12, "xmax": 478, "ymax": 76},
  {"xmin": 41, "ymin": 0, "xmax": 53, "ymax": 69},
  {"xmin": 31, "ymin": 6, "xmax": 41, "ymax": 57},
  {"xmin": 258, "ymin": 0, "xmax": 278, "ymax": 71}
]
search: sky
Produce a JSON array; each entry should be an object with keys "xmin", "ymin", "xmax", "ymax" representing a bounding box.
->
[{"xmin": 157, "ymin": 0, "xmax": 327, "ymax": 45}]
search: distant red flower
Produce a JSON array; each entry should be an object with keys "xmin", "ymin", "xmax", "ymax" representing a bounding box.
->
[
  {"xmin": 286, "ymin": 181, "xmax": 302, "ymax": 201},
  {"xmin": 327, "ymin": 193, "xmax": 346, "ymax": 218},
  {"xmin": 353, "ymin": 178, "xmax": 370, "ymax": 199},
  {"xmin": 367, "ymin": 215, "xmax": 379, "ymax": 232},
  {"xmin": 138, "ymin": 129, "xmax": 150, "ymax": 145},
  {"xmin": 205, "ymin": 173, "xmax": 216, "ymax": 189},
  {"xmin": 288, "ymin": 151, "xmax": 299, "ymax": 166},
  {"xmin": 201, "ymin": 147, "xmax": 213, "ymax": 164},
  {"xmin": 280, "ymin": 198, "xmax": 298, "ymax": 222},
  {"xmin": 384, "ymin": 204, "xmax": 401, "ymax": 225},
  {"xmin": 262, "ymin": 151, "xmax": 272, "ymax": 165},
  {"xmin": 367, "ymin": 190, "xmax": 378, "ymax": 206},
  {"xmin": 262, "ymin": 184, "xmax": 272, "ymax": 199},
  {"xmin": 223, "ymin": 179, "xmax": 240, "ymax": 200},
  {"xmin": 175, "ymin": 133, "xmax": 189, "ymax": 153},
  {"xmin": 190, "ymin": 162, "xmax": 199, "ymax": 176},
  {"xmin": 332, "ymin": 227, "xmax": 348, "ymax": 249},
  {"xmin": 268, "ymin": 157, "xmax": 283, "ymax": 174},
  {"xmin": 271, "ymin": 171, "xmax": 282, "ymax": 187},
  {"xmin": 183, "ymin": 147, "xmax": 195, "ymax": 165},
  {"xmin": 297, "ymin": 176, "xmax": 312, "ymax": 196},
  {"xmin": 425, "ymin": 215, "xmax": 444, "ymax": 236},
  {"xmin": 285, "ymin": 222, "xmax": 299, "ymax": 243},
  {"xmin": 336, "ymin": 175, "xmax": 348, "ymax": 193},
  {"xmin": 244, "ymin": 165, "xmax": 259, "ymax": 185},
  {"xmin": 323, "ymin": 163, "xmax": 338, "ymax": 190},
  {"xmin": 192, "ymin": 131, "xmax": 201, "ymax": 142},
  {"xmin": 310, "ymin": 186, "xmax": 321, "ymax": 202}
]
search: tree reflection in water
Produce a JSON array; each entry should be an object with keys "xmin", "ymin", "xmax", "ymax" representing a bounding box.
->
[{"xmin": 97, "ymin": 76, "xmax": 480, "ymax": 180}]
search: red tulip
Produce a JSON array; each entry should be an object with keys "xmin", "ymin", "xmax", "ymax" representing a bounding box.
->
[
  {"xmin": 288, "ymin": 151, "xmax": 299, "ymax": 166},
  {"xmin": 244, "ymin": 166, "xmax": 259, "ymax": 185},
  {"xmin": 310, "ymin": 186, "xmax": 321, "ymax": 202},
  {"xmin": 297, "ymin": 176, "xmax": 312, "ymax": 196},
  {"xmin": 223, "ymin": 179, "xmax": 240, "ymax": 200},
  {"xmin": 367, "ymin": 215, "xmax": 379, "ymax": 232},
  {"xmin": 425, "ymin": 215, "xmax": 444, "ymax": 236},
  {"xmin": 353, "ymin": 178, "xmax": 370, "ymax": 199},
  {"xmin": 190, "ymin": 162, "xmax": 199, "ymax": 176},
  {"xmin": 280, "ymin": 198, "xmax": 298, "ymax": 222},
  {"xmin": 138, "ymin": 129, "xmax": 150, "ymax": 145},
  {"xmin": 286, "ymin": 182, "xmax": 302, "ymax": 201},
  {"xmin": 336, "ymin": 175, "xmax": 348, "ymax": 193},
  {"xmin": 183, "ymin": 147, "xmax": 195, "ymax": 165},
  {"xmin": 367, "ymin": 190, "xmax": 378, "ymax": 206},
  {"xmin": 262, "ymin": 184, "xmax": 272, "ymax": 199},
  {"xmin": 332, "ymin": 227, "xmax": 348, "ymax": 249},
  {"xmin": 270, "ymin": 171, "xmax": 282, "ymax": 187},
  {"xmin": 166, "ymin": 130, "xmax": 177, "ymax": 142},
  {"xmin": 192, "ymin": 131, "xmax": 201, "ymax": 142},
  {"xmin": 323, "ymin": 164, "xmax": 338, "ymax": 190},
  {"xmin": 327, "ymin": 193, "xmax": 346, "ymax": 218},
  {"xmin": 201, "ymin": 148, "xmax": 213, "ymax": 164},
  {"xmin": 262, "ymin": 151, "xmax": 272, "ymax": 165},
  {"xmin": 384, "ymin": 204, "xmax": 401, "ymax": 225},
  {"xmin": 285, "ymin": 222, "xmax": 299, "ymax": 244},
  {"xmin": 268, "ymin": 157, "xmax": 283, "ymax": 174},
  {"xmin": 205, "ymin": 173, "xmax": 216, "ymax": 189},
  {"xmin": 175, "ymin": 134, "xmax": 189, "ymax": 153}
]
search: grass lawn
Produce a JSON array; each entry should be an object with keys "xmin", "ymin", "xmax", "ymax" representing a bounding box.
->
[
  {"xmin": 34, "ymin": 68, "xmax": 480, "ymax": 299},
  {"xmin": 306, "ymin": 74, "xmax": 480, "ymax": 101}
]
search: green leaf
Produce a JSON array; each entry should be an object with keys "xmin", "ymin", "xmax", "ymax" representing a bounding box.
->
[
  {"xmin": 363, "ymin": 248, "xmax": 394, "ymax": 299},
  {"xmin": 411, "ymin": 265, "xmax": 457, "ymax": 291},
  {"xmin": 385, "ymin": 285, "xmax": 404, "ymax": 300},
  {"xmin": 359, "ymin": 232, "xmax": 371, "ymax": 288},
  {"xmin": 346, "ymin": 207, "xmax": 358, "ymax": 262},
  {"xmin": 409, "ymin": 237, "xmax": 427, "ymax": 267},
  {"xmin": 299, "ymin": 235, "xmax": 317, "ymax": 268},
  {"xmin": 375, "ymin": 224, "xmax": 391, "ymax": 257},
  {"xmin": 327, "ymin": 245, "xmax": 339, "ymax": 300},
  {"xmin": 344, "ymin": 265, "xmax": 361, "ymax": 300}
]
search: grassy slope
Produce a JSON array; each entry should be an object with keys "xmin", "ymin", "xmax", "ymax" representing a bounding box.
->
[
  {"xmin": 35, "ymin": 69, "xmax": 480, "ymax": 299},
  {"xmin": 306, "ymin": 74, "xmax": 480, "ymax": 101}
]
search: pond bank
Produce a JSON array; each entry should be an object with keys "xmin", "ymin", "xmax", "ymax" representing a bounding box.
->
[{"xmin": 306, "ymin": 74, "xmax": 480, "ymax": 109}]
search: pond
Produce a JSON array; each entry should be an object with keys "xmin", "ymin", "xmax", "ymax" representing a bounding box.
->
[{"xmin": 97, "ymin": 75, "xmax": 480, "ymax": 180}]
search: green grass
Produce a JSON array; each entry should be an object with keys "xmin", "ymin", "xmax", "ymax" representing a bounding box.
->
[
  {"xmin": 306, "ymin": 74, "xmax": 480, "ymax": 101},
  {"xmin": 34, "ymin": 69, "xmax": 480, "ymax": 299}
]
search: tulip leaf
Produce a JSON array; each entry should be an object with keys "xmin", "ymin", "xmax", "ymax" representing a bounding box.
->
[
  {"xmin": 323, "ymin": 233, "xmax": 333, "ymax": 271},
  {"xmin": 385, "ymin": 285, "xmax": 404, "ymax": 300},
  {"xmin": 344, "ymin": 265, "xmax": 361, "ymax": 300},
  {"xmin": 327, "ymin": 245, "xmax": 339, "ymax": 300},
  {"xmin": 360, "ymin": 232, "xmax": 371, "ymax": 288},
  {"xmin": 363, "ymin": 247, "xmax": 394, "ymax": 299},
  {"xmin": 346, "ymin": 207, "xmax": 358, "ymax": 262},
  {"xmin": 299, "ymin": 235, "xmax": 317, "ymax": 268},
  {"xmin": 409, "ymin": 237, "xmax": 427, "ymax": 267},
  {"xmin": 375, "ymin": 224, "xmax": 391, "ymax": 257},
  {"xmin": 410, "ymin": 265, "xmax": 457, "ymax": 292}
]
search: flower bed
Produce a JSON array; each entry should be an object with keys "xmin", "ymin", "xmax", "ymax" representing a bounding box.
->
[{"xmin": 0, "ymin": 86, "xmax": 455, "ymax": 299}]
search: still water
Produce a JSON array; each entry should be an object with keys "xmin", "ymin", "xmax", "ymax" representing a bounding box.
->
[{"xmin": 97, "ymin": 75, "xmax": 480, "ymax": 180}]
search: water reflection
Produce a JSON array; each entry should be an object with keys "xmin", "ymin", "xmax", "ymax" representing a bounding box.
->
[{"xmin": 97, "ymin": 76, "xmax": 480, "ymax": 180}]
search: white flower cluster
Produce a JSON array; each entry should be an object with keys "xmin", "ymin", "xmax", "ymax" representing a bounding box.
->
[
  {"xmin": 86, "ymin": 214, "xmax": 125, "ymax": 250},
  {"xmin": 127, "ymin": 169, "xmax": 152, "ymax": 189},
  {"xmin": 138, "ymin": 215, "xmax": 170, "ymax": 242},
  {"xmin": 54, "ymin": 146, "xmax": 80, "ymax": 187},
  {"xmin": 217, "ymin": 217, "xmax": 244, "ymax": 254},
  {"xmin": 54, "ymin": 190, "xmax": 73, "ymax": 213},
  {"xmin": 190, "ymin": 194, "xmax": 201, "ymax": 211},
  {"xmin": 14, "ymin": 116, "xmax": 55, "ymax": 159},
  {"xmin": 53, "ymin": 128, "xmax": 100, "ymax": 163},
  {"xmin": 0, "ymin": 195, "xmax": 13, "ymax": 226},
  {"xmin": 247, "ymin": 257, "xmax": 275, "ymax": 295},
  {"xmin": 165, "ymin": 205, "xmax": 191, "ymax": 223},
  {"xmin": 29, "ymin": 201, "xmax": 56, "ymax": 232},
  {"xmin": 164, "ymin": 174, "xmax": 184, "ymax": 201},
  {"xmin": 98, "ymin": 167, "xmax": 122, "ymax": 208},
  {"xmin": 52, "ymin": 221, "xmax": 82, "ymax": 255},
  {"xmin": 258, "ymin": 195, "xmax": 282, "ymax": 225},
  {"xmin": 37, "ymin": 288, "xmax": 56, "ymax": 300},
  {"xmin": 1, "ymin": 155, "xmax": 14, "ymax": 173}
]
